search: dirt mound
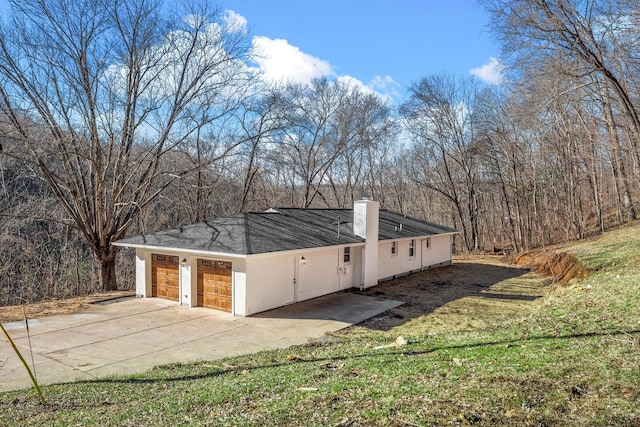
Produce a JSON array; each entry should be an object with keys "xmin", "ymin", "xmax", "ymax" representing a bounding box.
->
[{"xmin": 513, "ymin": 250, "xmax": 589, "ymax": 285}]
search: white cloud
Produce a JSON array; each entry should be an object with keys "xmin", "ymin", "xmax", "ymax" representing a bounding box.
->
[
  {"xmin": 334, "ymin": 75, "xmax": 401, "ymax": 105},
  {"xmin": 223, "ymin": 10, "xmax": 248, "ymax": 34},
  {"xmin": 470, "ymin": 57, "xmax": 504, "ymax": 85},
  {"xmin": 232, "ymin": 10, "xmax": 394, "ymax": 103},
  {"xmin": 368, "ymin": 75, "xmax": 401, "ymax": 103},
  {"xmin": 251, "ymin": 36, "xmax": 334, "ymax": 85},
  {"xmin": 336, "ymin": 75, "xmax": 375, "ymax": 95}
]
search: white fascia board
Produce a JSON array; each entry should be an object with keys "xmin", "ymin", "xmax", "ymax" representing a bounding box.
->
[
  {"xmin": 247, "ymin": 242, "xmax": 366, "ymax": 260},
  {"xmin": 111, "ymin": 242, "xmax": 247, "ymax": 259},
  {"xmin": 379, "ymin": 231, "xmax": 459, "ymax": 243}
]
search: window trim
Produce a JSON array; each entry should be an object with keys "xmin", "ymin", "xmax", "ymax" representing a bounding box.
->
[
  {"xmin": 391, "ymin": 241, "xmax": 397, "ymax": 256},
  {"xmin": 343, "ymin": 246, "xmax": 351, "ymax": 264},
  {"xmin": 425, "ymin": 237, "xmax": 431, "ymax": 251}
]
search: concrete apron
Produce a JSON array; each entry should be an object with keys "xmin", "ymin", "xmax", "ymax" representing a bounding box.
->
[{"xmin": 1, "ymin": 293, "xmax": 402, "ymax": 392}]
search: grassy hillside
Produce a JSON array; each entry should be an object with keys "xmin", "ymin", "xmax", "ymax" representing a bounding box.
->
[{"xmin": 2, "ymin": 223, "xmax": 640, "ymax": 426}]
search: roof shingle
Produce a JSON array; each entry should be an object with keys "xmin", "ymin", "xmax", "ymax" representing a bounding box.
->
[{"xmin": 114, "ymin": 208, "xmax": 457, "ymax": 254}]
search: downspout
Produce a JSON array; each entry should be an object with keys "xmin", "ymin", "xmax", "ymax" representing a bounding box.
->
[
  {"xmin": 360, "ymin": 246, "xmax": 366, "ymax": 291},
  {"xmin": 337, "ymin": 249, "xmax": 341, "ymax": 290}
]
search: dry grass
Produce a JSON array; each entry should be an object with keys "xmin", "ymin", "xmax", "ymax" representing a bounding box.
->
[
  {"xmin": 0, "ymin": 291, "xmax": 134, "ymax": 323},
  {"xmin": 2, "ymin": 224, "xmax": 640, "ymax": 426},
  {"xmin": 344, "ymin": 254, "xmax": 550, "ymax": 337}
]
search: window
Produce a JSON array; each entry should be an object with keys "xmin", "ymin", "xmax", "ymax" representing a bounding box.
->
[
  {"xmin": 409, "ymin": 239, "xmax": 415, "ymax": 258},
  {"xmin": 343, "ymin": 247, "xmax": 351, "ymax": 263},
  {"xmin": 391, "ymin": 241, "xmax": 397, "ymax": 256},
  {"xmin": 425, "ymin": 238, "xmax": 431, "ymax": 250}
]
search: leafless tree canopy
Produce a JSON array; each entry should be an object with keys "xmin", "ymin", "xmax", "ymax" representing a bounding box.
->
[
  {"xmin": 1, "ymin": 0, "xmax": 639, "ymax": 305},
  {"xmin": 0, "ymin": 0, "xmax": 254, "ymax": 293}
]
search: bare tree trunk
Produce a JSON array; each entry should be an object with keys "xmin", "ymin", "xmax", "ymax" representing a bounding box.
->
[
  {"xmin": 603, "ymin": 91, "xmax": 636, "ymax": 221},
  {"xmin": 94, "ymin": 249, "xmax": 118, "ymax": 292}
]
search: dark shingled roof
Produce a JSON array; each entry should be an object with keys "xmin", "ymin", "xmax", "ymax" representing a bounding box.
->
[
  {"xmin": 377, "ymin": 209, "xmax": 457, "ymax": 240},
  {"xmin": 114, "ymin": 208, "xmax": 457, "ymax": 255}
]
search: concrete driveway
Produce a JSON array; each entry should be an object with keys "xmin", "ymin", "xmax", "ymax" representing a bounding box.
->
[{"xmin": 1, "ymin": 293, "xmax": 402, "ymax": 392}]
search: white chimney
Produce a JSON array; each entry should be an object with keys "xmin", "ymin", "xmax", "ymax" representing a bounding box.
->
[{"xmin": 354, "ymin": 199, "xmax": 379, "ymax": 288}]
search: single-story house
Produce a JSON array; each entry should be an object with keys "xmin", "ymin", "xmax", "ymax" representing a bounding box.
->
[{"xmin": 113, "ymin": 199, "xmax": 458, "ymax": 316}]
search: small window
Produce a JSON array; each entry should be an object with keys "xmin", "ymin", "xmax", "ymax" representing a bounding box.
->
[
  {"xmin": 425, "ymin": 238, "xmax": 431, "ymax": 250},
  {"xmin": 343, "ymin": 247, "xmax": 351, "ymax": 264},
  {"xmin": 391, "ymin": 241, "xmax": 397, "ymax": 256},
  {"xmin": 409, "ymin": 239, "xmax": 415, "ymax": 258}
]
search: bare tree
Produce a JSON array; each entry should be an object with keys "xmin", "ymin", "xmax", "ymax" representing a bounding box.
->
[
  {"xmin": 272, "ymin": 78, "xmax": 347, "ymax": 207},
  {"xmin": 482, "ymin": 0, "xmax": 640, "ymax": 218},
  {"xmin": 0, "ymin": 0, "xmax": 253, "ymax": 291},
  {"xmin": 400, "ymin": 74, "xmax": 484, "ymax": 252},
  {"xmin": 233, "ymin": 89, "xmax": 290, "ymax": 212},
  {"xmin": 326, "ymin": 87, "xmax": 395, "ymax": 208},
  {"xmin": 0, "ymin": 149, "xmax": 94, "ymax": 305},
  {"xmin": 476, "ymin": 89, "xmax": 532, "ymax": 252}
]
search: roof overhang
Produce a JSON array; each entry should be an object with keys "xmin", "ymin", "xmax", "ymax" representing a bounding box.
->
[
  {"xmin": 111, "ymin": 242, "xmax": 248, "ymax": 259},
  {"xmin": 112, "ymin": 240, "xmax": 367, "ymax": 259},
  {"xmin": 246, "ymin": 241, "xmax": 366, "ymax": 259},
  {"xmin": 378, "ymin": 231, "xmax": 460, "ymax": 242}
]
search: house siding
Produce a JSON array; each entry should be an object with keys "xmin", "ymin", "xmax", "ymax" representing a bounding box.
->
[
  {"xmin": 135, "ymin": 249, "xmax": 148, "ymax": 298},
  {"xmin": 244, "ymin": 254, "xmax": 295, "ymax": 316},
  {"xmin": 244, "ymin": 245, "xmax": 362, "ymax": 316},
  {"xmin": 378, "ymin": 239, "xmax": 421, "ymax": 280},
  {"xmin": 230, "ymin": 259, "xmax": 247, "ymax": 315},
  {"xmin": 421, "ymin": 234, "xmax": 453, "ymax": 268},
  {"xmin": 377, "ymin": 234, "xmax": 453, "ymax": 281},
  {"xmin": 296, "ymin": 248, "xmax": 340, "ymax": 301}
]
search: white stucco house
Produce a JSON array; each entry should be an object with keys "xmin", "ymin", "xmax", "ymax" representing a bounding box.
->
[{"xmin": 113, "ymin": 199, "xmax": 458, "ymax": 316}]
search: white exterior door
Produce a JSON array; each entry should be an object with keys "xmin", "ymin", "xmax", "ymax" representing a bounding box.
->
[
  {"xmin": 292, "ymin": 256, "xmax": 300, "ymax": 303},
  {"xmin": 339, "ymin": 247, "xmax": 355, "ymax": 289},
  {"xmin": 421, "ymin": 238, "xmax": 431, "ymax": 268}
]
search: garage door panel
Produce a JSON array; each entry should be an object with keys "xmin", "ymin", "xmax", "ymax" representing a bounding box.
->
[
  {"xmin": 203, "ymin": 295, "xmax": 231, "ymax": 310},
  {"xmin": 202, "ymin": 282, "xmax": 231, "ymax": 296},
  {"xmin": 198, "ymin": 259, "xmax": 232, "ymax": 312},
  {"xmin": 152, "ymin": 254, "xmax": 179, "ymax": 302}
]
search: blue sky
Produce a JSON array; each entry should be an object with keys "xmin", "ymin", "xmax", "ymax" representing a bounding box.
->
[
  {"xmin": 0, "ymin": 0, "xmax": 502, "ymax": 103},
  {"xmin": 224, "ymin": 0, "xmax": 502, "ymax": 101}
]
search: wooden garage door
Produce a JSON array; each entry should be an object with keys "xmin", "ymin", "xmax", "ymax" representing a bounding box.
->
[
  {"xmin": 152, "ymin": 254, "xmax": 180, "ymax": 301},
  {"xmin": 197, "ymin": 259, "xmax": 232, "ymax": 312}
]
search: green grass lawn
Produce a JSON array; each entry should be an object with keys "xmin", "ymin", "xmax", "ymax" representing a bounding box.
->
[{"xmin": 2, "ymin": 223, "xmax": 640, "ymax": 426}]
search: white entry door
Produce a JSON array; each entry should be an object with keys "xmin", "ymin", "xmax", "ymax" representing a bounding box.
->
[
  {"xmin": 421, "ymin": 238, "xmax": 432, "ymax": 268},
  {"xmin": 291, "ymin": 256, "xmax": 300, "ymax": 303},
  {"xmin": 339, "ymin": 247, "xmax": 355, "ymax": 289}
]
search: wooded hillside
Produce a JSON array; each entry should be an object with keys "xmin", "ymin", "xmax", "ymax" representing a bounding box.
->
[{"xmin": 1, "ymin": 0, "xmax": 638, "ymax": 305}]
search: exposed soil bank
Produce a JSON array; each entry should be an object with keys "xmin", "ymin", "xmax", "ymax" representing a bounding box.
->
[{"xmin": 513, "ymin": 250, "xmax": 589, "ymax": 284}]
